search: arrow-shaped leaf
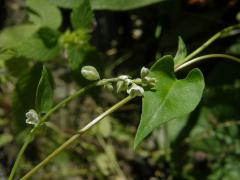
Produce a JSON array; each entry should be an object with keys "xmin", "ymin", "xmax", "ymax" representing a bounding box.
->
[{"xmin": 134, "ymin": 56, "xmax": 205, "ymax": 148}]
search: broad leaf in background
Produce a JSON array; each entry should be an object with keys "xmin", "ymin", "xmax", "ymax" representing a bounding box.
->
[
  {"xmin": 5, "ymin": 58, "xmax": 29, "ymax": 77},
  {"xmin": 174, "ymin": 36, "xmax": 187, "ymax": 67},
  {"xmin": 91, "ymin": 0, "xmax": 167, "ymax": 11},
  {"xmin": 71, "ymin": 0, "xmax": 94, "ymax": 30},
  {"xmin": 0, "ymin": 26, "xmax": 60, "ymax": 62},
  {"xmin": 49, "ymin": 0, "xmax": 166, "ymax": 10},
  {"xmin": 37, "ymin": 27, "xmax": 61, "ymax": 48},
  {"xmin": 0, "ymin": 49, "xmax": 15, "ymax": 68},
  {"xmin": 12, "ymin": 64, "xmax": 42, "ymax": 131},
  {"xmin": 36, "ymin": 66, "xmax": 54, "ymax": 114},
  {"xmin": 0, "ymin": 24, "xmax": 38, "ymax": 48},
  {"xmin": 48, "ymin": 0, "xmax": 82, "ymax": 8},
  {"xmin": 15, "ymin": 36, "xmax": 60, "ymax": 61},
  {"xmin": 134, "ymin": 56, "xmax": 205, "ymax": 148},
  {"xmin": 14, "ymin": 28, "xmax": 61, "ymax": 61},
  {"xmin": 27, "ymin": 0, "xmax": 62, "ymax": 29}
]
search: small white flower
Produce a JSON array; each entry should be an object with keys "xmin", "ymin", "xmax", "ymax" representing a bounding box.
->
[
  {"xmin": 127, "ymin": 84, "xmax": 144, "ymax": 97},
  {"xmin": 26, "ymin": 109, "xmax": 39, "ymax": 126},
  {"xmin": 140, "ymin": 66, "xmax": 149, "ymax": 78},
  {"xmin": 81, "ymin": 66, "xmax": 100, "ymax": 81},
  {"xmin": 117, "ymin": 81, "xmax": 128, "ymax": 93},
  {"xmin": 118, "ymin": 75, "xmax": 130, "ymax": 81},
  {"xmin": 118, "ymin": 75, "xmax": 132, "ymax": 86},
  {"xmin": 144, "ymin": 76, "xmax": 156, "ymax": 84},
  {"xmin": 125, "ymin": 79, "xmax": 132, "ymax": 86}
]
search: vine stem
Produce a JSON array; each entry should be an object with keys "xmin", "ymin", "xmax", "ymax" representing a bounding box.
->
[
  {"xmin": 8, "ymin": 79, "xmax": 117, "ymax": 180},
  {"xmin": 8, "ymin": 135, "xmax": 34, "ymax": 180},
  {"xmin": 177, "ymin": 24, "xmax": 240, "ymax": 67},
  {"xmin": 175, "ymin": 54, "xmax": 240, "ymax": 72},
  {"xmin": 21, "ymin": 96, "xmax": 133, "ymax": 180}
]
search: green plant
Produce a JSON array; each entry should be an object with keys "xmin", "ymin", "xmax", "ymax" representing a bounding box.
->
[{"xmin": 1, "ymin": 0, "xmax": 240, "ymax": 179}]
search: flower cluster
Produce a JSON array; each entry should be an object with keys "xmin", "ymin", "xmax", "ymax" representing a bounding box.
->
[
  {"xmin": 59, "ymin": 29, "xmax": 90, "ymax": 48},
  {"xmin": 80, "ymin": 65, "xmax": 156, "ymax": 97},
  {"xmin": 116, "ymin": 67, "xmax": 155, "ymax": 97}
]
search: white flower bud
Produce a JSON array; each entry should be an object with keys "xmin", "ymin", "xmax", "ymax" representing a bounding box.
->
[
  {"xmin": 127, "ymin": 84, "xmax": 144, "ymax": 97},
  {"xmin": 118, "ymin": 75, "xmax": 130, "ymax": 81},
  {"xmin": 117, "ymin": 81, "xmax": 128, "ymax": 93},
  {"xmin": 144, "ymin": 76, "xmax": 156, "ymax": 83},
  {"xmin": 26, "ymin": 109, "xmax": 39, "ymax": 126},
  {"xmin": 140, "ymin": 66, "xmax": 149, "ymax": 79},
  {"xmin": 118, "ymin": 75, "xmax": 132, "ymax": 86},
  {"xmin": 81, "ymin": 66, "xmax": 100, "ymax": 81}
]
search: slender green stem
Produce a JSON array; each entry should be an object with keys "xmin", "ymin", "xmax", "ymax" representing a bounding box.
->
[
  {"xmin": 21, "ymin": 96, "xmax": 133, "ymax": 180},
  {"xmin": 8, "ymin": 134, "xmax": 34, "ymax": 180},
  {"xmin": 38, "ymin": 82, "xmax": 97, "ymax": 125},
  {"xmin": 8, "ymin": 79, "xmax": 117, "ymax": 180},
  {"xmin": 176, "ymin": 24, "xmax": 240, "ymax": 67},
  {"xmin": 175, "ymin": 54, "xmax": 240, "ymax": 72}
]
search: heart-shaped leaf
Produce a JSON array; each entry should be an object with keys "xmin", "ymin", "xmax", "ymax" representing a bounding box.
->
[
  {"xmin": 35, "ymin": 66, "xmax": 54, "ymax": 114},
  {"xmin": 134, "ymin": 56, "xmax": 205, "ymax": 148}
]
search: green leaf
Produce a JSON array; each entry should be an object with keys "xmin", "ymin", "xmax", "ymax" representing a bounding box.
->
[
  {"xmin": 134, "ymin": 56, "xmax": 205, "ymax": 148},
  {"xmin": 0, "ymin": 26, "xmax": 60, "ymax": 62},
  {"xmin": 5, "ymin": 58, "xmax": 29, "ymax": 77},
  {"xmin": 174, "ymin": 36, "xmax": 187, "ymax": 67},
  {"xmin": 12, "ymin": 64, "xmax": 42, "ymax": 131},
  {"xmin": 27, "ymin": 0, "xmax": 62, "ymax": 29},
  {"xmin": 36, "ymin": 66, "xmax": 54, "ymax": 114},
  {"xmin": 0, "ymin": 49, "xmax": 16, "ymax": 68},
  {"xmin": 37, "ymin": 27, "xmax": 61, "ymax": 48},
  {"xmin": 0, "ymin": 24, "xmax": 38, "ymax": 48},
  {"xmin": 48, "ymin": 0, "xmax": 82, "ymax": 8},
  {"xmin": 90, "ymin": 0, "xmax": 166, "ymax": 11},
  {"xmin": 71, "ymin": 0, "xmax": 94, "ymax": 30},
  {"xmin": 15, "ymin": 33, "xmax": 60, "ymax": 61},
  {"xmin": 49, "ymin": 0, "xmax": 166, "ymax": 10}
]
